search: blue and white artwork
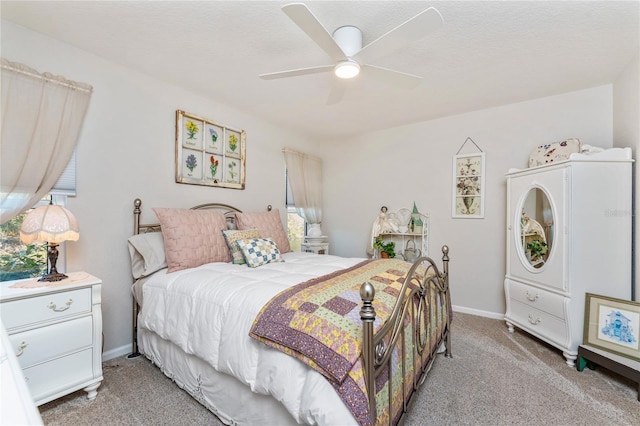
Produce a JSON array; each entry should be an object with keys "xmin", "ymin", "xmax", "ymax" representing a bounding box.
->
[{"xmin": 598, "ymin": 306, "xmax": 639, "ymax": 350}]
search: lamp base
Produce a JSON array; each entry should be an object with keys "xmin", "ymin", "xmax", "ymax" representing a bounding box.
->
[
  {"xmin": 39, "ymin": 242, "xmax": 68, "ymax": 282},
  {"xmin": 38, "ymin": 271, "xmax": 69, "ymax": 282}
]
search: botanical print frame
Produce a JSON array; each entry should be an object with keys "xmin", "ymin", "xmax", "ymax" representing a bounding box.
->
[
  {"xmin": 584, "ymin": 293, "xmax": 640, "ymax": 361},
  {"xmin": 175, "ymin": 110, "xmax": 246, "ymax": 189},
  {"xmin": 452, "ymin": 152, "xmax": 485, "ymax": 218}
]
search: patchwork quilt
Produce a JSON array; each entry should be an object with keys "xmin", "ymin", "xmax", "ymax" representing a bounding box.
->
[{"xmin": 250, "ymin": 258, "xmax": 448, "ymax": 426}]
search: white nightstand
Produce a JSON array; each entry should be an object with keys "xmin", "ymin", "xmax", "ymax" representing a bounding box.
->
[
  {"xmin": 301, "ymin": 242, "xmax": 330, "ymax": 255},
  {"xmin": 0, "ymin": 272, "xmax": 103, "ymax": 406}
]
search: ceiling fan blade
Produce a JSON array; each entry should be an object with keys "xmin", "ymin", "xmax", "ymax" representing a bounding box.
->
[
  {"xmin": 362, "ymin": 64, "xmax": 423, "ymax": 89},
  {"xmin": 259, "ymin": 65, "xmax": 334, "ymax": 80},
  {"xmin": 282, "ymin": 3, "xmax": 347, "ymax": 62},
  {"xmin": 353, "ymin": 7, "xmax": 443, "ymax": 64}
]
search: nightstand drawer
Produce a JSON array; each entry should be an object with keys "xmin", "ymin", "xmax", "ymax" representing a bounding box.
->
[
  {"xmin": 1, "ymin": 287, "xmax": 91, "ymax": 330},
  {"xmin": 10, "ymin": 316, "xmax": 93, "ymax": 368},
  {"xmin": 23, "ymin": 348, "xmax": 94, "ymax": 404},
  {"xmin": 507, "ymin": 280, "xmax": 567, "ymax": 320}
]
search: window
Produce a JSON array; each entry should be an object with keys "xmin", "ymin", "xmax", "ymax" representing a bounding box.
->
[
  {"xmin": 1, "ymin": 199, "xmax": 48, "ymax": 281},
  {"xmin": 286, "ymin": 169, "xmax": 305, "ymax": 251},
  {"xmin": 1, "ymin": 148, "xmax": 76, "ymax": 282},
  {"xmin": 0, "ymin": 148, "xmax": 77, "ymax": 281},
  {"xmin": 287, "ymin": 207, "xmax": 305, "ymax": 252},
  {"xmin": 1, "ymin": 195, "xmax": 73, "ymax": 282}
]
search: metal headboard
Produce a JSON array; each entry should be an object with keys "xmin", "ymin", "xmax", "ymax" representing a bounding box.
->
[
  {"xmin": 129, "ymin": 197, "xmax": 271, "ymax": 358},
  {"xmin": 133, "ymin": 198, "xmax": 250, "ymax": 235}
]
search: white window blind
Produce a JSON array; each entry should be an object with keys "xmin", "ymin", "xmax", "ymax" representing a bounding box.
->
[
  {"xmin": 285, "ymin": 169, "xmax": 295, "ymax": 207},
  {"xmin": 50, "ymin": 149, "xmax": 76, "ymax": 196}
]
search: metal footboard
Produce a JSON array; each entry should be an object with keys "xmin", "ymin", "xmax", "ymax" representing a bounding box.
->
[{"xmin": 360, "ymin": 246, "xmax": 451, "ymax": 425}]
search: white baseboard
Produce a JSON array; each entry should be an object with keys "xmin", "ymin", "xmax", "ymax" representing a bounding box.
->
[
  {"xmin": 102, "ymin": 343, "xmax": 133, "ymax": 362},
  {"xmin": 452, "ymin": 304, "xmax": 504, "ymax": 321}
]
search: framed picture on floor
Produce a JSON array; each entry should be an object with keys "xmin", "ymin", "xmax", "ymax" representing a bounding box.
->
[{"xmin": 584, "ymin": 293, "xmax": 640, "ymax": 361}]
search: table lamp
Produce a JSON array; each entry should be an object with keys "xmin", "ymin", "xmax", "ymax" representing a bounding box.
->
[{"xmin": 19, "ymin": 201, "xmax": 79, "ymax": 282}]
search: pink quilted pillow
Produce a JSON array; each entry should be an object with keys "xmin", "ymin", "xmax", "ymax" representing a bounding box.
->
[
  {"xmin": 154, "ymin": 208, "xmax": 231, "ymax": 272},
  {"xmin": 235, "ymin": 209, "xmax": 291, "ymax": 253}
]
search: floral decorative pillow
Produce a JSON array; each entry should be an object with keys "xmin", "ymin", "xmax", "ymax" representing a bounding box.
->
[
  {"xmin": 528, "ymin": 138, "xmax": 581, "ymax": 168},
  {"xmin": 222, "ymin": 228, "xmax": 261, "ymax": 265},
  {"xmin": 236, "ymin": 237, "xmax": 284, "ymax": 268}
]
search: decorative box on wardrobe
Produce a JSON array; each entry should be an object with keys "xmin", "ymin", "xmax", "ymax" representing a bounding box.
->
[{"xmin": 504, "ymin": 148, "xmax": 632, "ymax": 366}]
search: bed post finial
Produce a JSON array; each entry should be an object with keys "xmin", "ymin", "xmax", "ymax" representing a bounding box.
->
[
  {"xmin": 360, "ymin": 282, "xmax": 376, "ymax": 424},
  {"xmin": 134, "ymin": 198, "xmax": 142, "ymax": 235},
  {"xmin": 441, "ymin": 245, "xmax": 449, "ymax": 278}
]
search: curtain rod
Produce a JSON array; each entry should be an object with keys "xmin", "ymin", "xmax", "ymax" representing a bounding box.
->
[
  {"xmin": 282, "ymin": 148, "xmax": 321, "ymax": 160},
  {"xmin": 1, "ymin": 58, "xmax": 93, "ymax": 94}
]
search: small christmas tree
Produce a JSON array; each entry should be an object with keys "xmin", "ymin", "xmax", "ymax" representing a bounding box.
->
[{"xmin": 410, "ymin": 202, "xmax": 423, "ymax": 233}]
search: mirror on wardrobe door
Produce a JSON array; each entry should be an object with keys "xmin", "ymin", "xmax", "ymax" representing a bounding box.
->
[{"xmin": 519, "ymin": 188, "xmax": 553, "ymax": 269}]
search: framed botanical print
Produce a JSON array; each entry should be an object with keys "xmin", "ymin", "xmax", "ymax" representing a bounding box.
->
[
  {"xmin": 452, "ymin": 152, "xmax": 485, "ymax": 218},
  {"xmin": 175, "ymin": 110, "xmax": 246, "ymax": 189}
]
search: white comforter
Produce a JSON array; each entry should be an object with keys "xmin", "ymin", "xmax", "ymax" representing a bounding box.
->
[{"xmin": 138, "ymin": 252, "xmax": 365, "ymax": 425}]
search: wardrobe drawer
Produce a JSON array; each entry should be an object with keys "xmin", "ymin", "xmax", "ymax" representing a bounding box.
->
[
  {"xmin": 9, "ymin": 316, "xmax": 93, "ymax": 369},
  {"xmin": 507, "ymin": 280, "xmax": 567, "ymax": 320},
  {"xmin": 22, "ymin": 348, "xmax": 94, "ymax": 404},
  {"xmin": 1, "ymin": 288, "xmax": 92, "ymax": 330},
  {"xmin": 509, "ymin": 299, "xmax": 568, "ymax": 347}
]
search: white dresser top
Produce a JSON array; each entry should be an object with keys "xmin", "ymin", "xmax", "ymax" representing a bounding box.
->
[{"xmin": 0, "ymin": 272, "xmax": 101, "ymax": 302}]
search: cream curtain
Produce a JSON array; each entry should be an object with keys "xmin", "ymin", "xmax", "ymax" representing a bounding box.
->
[
  {"xmin": 0, "ymin": 58, "xmax": 93, "ymax": 223},
  {"xmin": 283, "ymin": 148, "xmax": 322, "ymax": 225}
]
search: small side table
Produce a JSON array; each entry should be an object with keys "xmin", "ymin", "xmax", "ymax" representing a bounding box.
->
[
  {"xmin": 577, "ymin": 344, "xmax": 640, "ymax": 401},
  {"xmin": 0, "ymin": 272, "xmax": 103, "ymax": 405},
  {"xmin": 301, "ymin": 242, "xmax": 329, "ymax": 255}
]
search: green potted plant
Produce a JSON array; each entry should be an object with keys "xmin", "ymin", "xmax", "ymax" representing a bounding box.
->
[
  {"xmin": 373, "ymin": 237, "xmax": 396, "ymax": 258},
  {"xmin": 526, "ymin": 239, "xmax": 548, "ymax": 261}
]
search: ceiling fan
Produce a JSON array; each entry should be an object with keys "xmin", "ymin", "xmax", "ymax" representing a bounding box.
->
[{"xmin": 259, "ymin": 3, "xmax": 444, "ymax": 93}]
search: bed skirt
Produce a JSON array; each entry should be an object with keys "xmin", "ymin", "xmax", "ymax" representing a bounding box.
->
[{"xmin": 138, "ymin": 328, "xmax": 358, "ymax": 425}]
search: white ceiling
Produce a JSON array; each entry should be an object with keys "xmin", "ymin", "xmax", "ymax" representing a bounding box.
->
[{"xmin": 2, "ymin": 1, "xmax": 639, "ymax": 139}]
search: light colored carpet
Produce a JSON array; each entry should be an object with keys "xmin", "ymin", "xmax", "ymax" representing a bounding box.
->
[{"xmin": 39, "ymin": 313, "xmax": 639, "ymax": 425}]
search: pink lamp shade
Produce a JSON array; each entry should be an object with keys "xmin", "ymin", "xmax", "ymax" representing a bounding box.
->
[
  {"xmin": 19, "ymin": 203, "xmax": 79, "ymax": 282},
  {"xmin": 19, "ymin": 204, "xmax": 79, "ymax": 244}
]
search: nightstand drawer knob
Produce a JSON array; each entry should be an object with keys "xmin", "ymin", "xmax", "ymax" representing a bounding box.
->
[
  {"xmin": 16, "ymin": 341, "xmax": 28, "ymax": 357},
  {"xmin": 47, "ymin": 299, "xmax": 73, "ymax": 312}
]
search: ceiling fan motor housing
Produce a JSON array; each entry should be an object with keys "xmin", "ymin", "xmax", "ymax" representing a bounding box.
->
[{"xmin": 332, "ymin": 26, "xmax": 362, "ymax": 56}]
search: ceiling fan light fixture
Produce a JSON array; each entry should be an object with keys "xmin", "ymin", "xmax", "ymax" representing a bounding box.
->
[{"xmin": 334, "ymin": 60, "xmax": 360, "ymax": 79}]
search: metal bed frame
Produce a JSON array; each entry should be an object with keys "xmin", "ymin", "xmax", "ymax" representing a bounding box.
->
[{"xmin": 130, "ymin": 197, "xmax": 451, "ymax": 425}]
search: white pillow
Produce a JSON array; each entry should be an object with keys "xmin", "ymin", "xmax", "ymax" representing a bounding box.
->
[{"xmin": 127, "ymin": 232, "xmax": 167, "ymax": 279}]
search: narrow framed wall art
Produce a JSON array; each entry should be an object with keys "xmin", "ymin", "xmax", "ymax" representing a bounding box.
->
[
  {"xmin": 452, "ymin": 152, "xmax": 485, "ymax": 218},
  {"xmin": 175, "ymin": 110, "xmax": 246, "ymax": 189}
]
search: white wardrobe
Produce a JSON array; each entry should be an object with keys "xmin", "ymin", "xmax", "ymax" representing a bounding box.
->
[{"xmin": 504, "ymin": 148, "xmax": 633, "ymax": 366}]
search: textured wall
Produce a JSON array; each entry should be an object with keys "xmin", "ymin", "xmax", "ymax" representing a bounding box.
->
[
  {"xmin": 1, "ymin": 20, "xmax": 318, "ymax": 358},
  {"xmin": 323, "ymin": 86, "xmax": 615, "ymax": 317}
]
